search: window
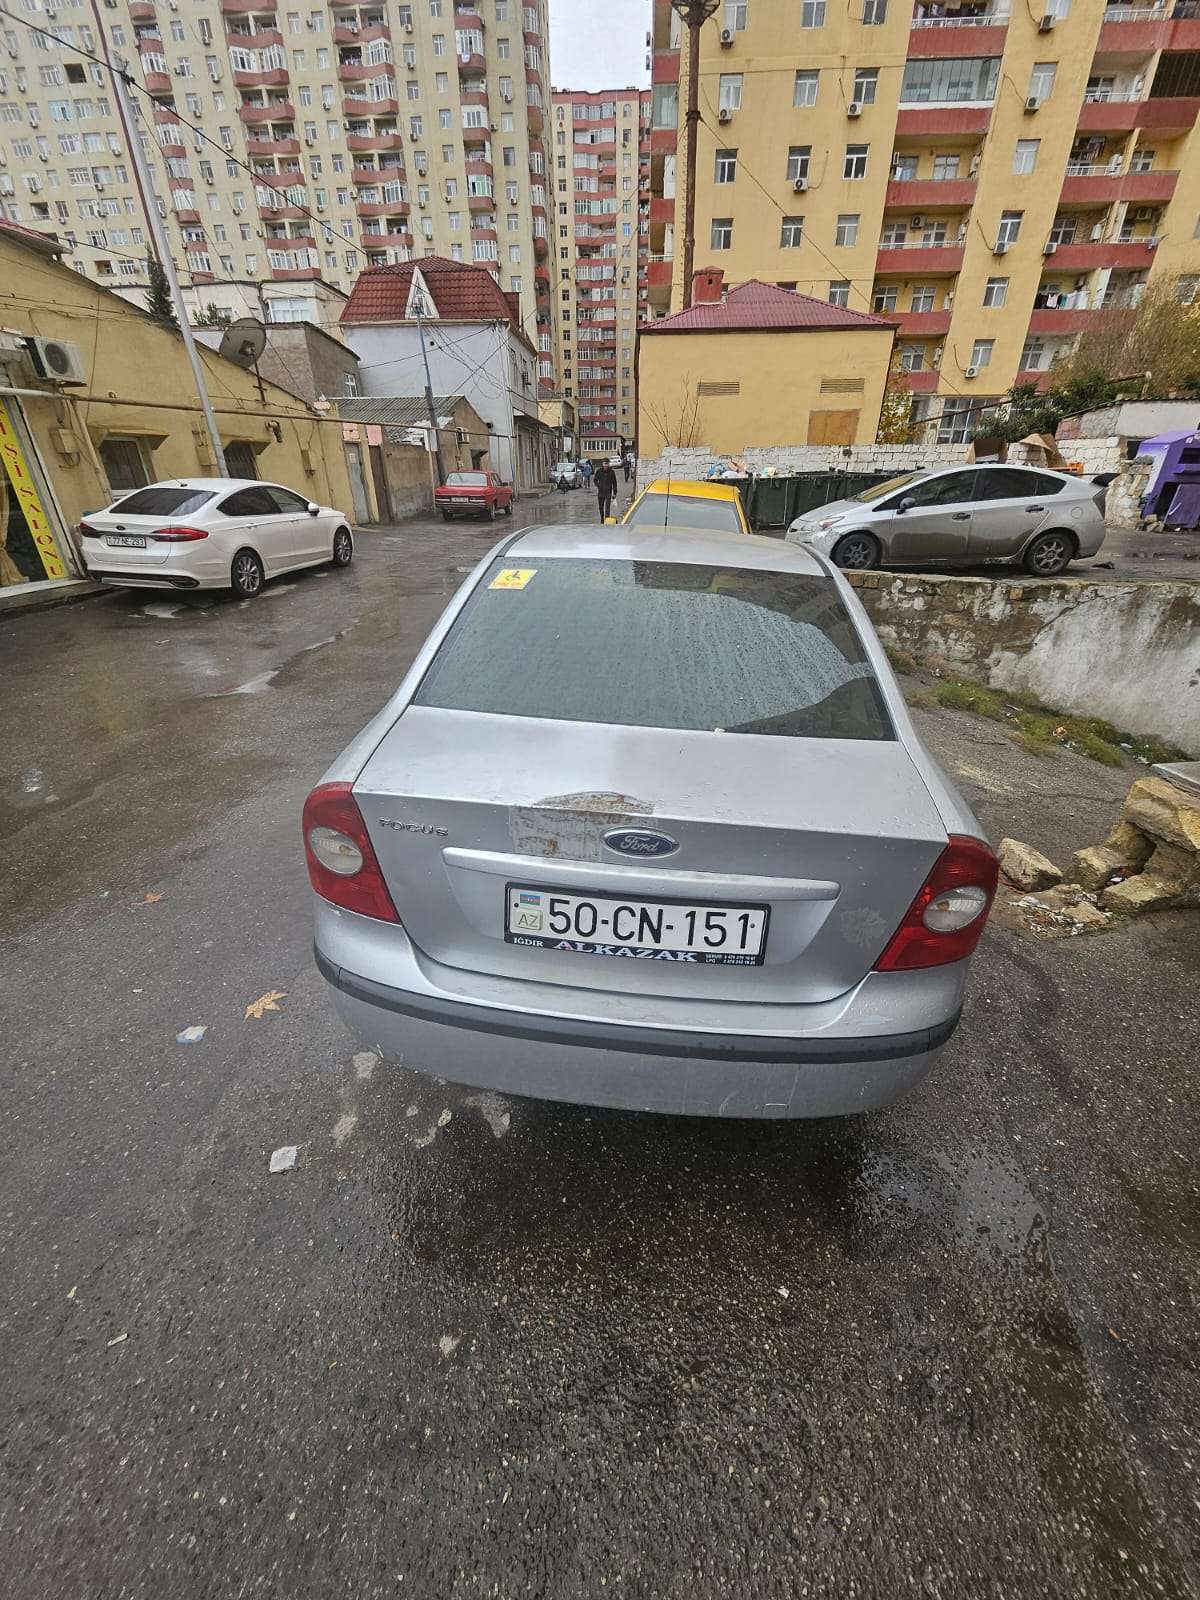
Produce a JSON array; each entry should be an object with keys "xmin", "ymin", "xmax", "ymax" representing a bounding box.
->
[
  {"xmin": 835, "ymin": 213, "xmax": 858, "ymax": 246},
  {"xmin": 843, "ymin": 144, "xmax": 868, "ymax": 180},
  {"xmin": 414, "ymin": 557, "xmax": 892, "ymax": 742},
  {"xmin": 880, "ymin": 221, "xmax": 906, "ymax": 246},
  {"xmin": 974, "ymin": 467, "xmax": 1043, "ymax": 502},
  {"xmin": 852, "ymin": 69, "xmax": 878, "ymax": 107},
  {"xmin": 793, "ymin": 71, "xmax": 818, "ymax": 107},
  {"xmin": 780, "ymin": 215, "xmax": 804, "ymax": 247},
  {"xmin": 937, "ymin": 400, "xmax": 990, "ymax": 445},
  {"xmin": 711, "ymin": 216, "xmax": 732, "ymax": 249},
  {"xmin": 785, "ymin": 146, "xmax": 811, "ymax": 184},
  {"xmin": 900, "ymin": 343, "xmax": 925, "ymax": 372},
  {"xmin": 871, "ymin": 284, "xmax": 897, "ymax": 312},
  {"xmin": 718, "ymin": 74, "xmax": 742, "ymax": 112},
  {"xmin": 1012, "ymin": 139, "xmax": 1039, "ymax": 175},
  {"xmin": 1028, "ymin": 62, "xmax": 1056, "ymax": 103},
  {"xmin": 723, "ymin": 0, "xmax": 748, "ymax": 29},
  {"xmin": 1020, "ymin": 336, "xmax": 1048, "ymax": 370},
  {"xmin": 969, "ymin": 339, "xmax": 993, "ymax": 369},
  {"xmin": 982, "ymin": 276, "xmax": 1008, "ymax": 308},
  {"xmin": 1177, "ymin": 275, "xmax": 1200, "ymax": 306},
  {"xmin": 1130, "ymin": 148, "xmax": 1155, "ymax": 174},
  {"xmin": 931, "ymin": 154, "xmax": 959, "ymax": 181},
  {"xmin": 801, "ymin": 0, "xmax": 825, "ymax": 25},
  {"xmin": 827, "ymin": 280, "xmax": 849, "ymax": 307},
  {"xmin": 900, "ymin": 57, "xmax": 999, "ymax": 105},
  {"xmin": 863, "ymin": 0, "xmax": 887, "ymax": 19},
  {"xmin": 714, "ymin": 147, "xmax": 737, "ymax": 183},
  {"xmin": 1049, "ymin": 214, "xmax": 1077, "ymax": 245},
  {"xmin": 652, "ymin": 83, "xmax": 678, "ymax": 128},
  {"xmin": 997, "ymin": 209, "xmax": 1022, "ymax": 246},
  {"xmin": 910, "ymin": 284, "xmax": 935, "ymax": 312}
]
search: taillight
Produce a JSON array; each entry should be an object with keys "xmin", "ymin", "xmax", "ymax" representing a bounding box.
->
[
  {"xmin": 151, "ymin": 525, "xmax": 210, "ymax": 542},
  {"xmin": 874, "ymin": 834, "xmax": 998, "ymax": 972},
  {"xmin": 78, "ymin": 520, "xmax": 100, "ymax": 538},
  {"xmin": 302, "ymin": 781, "xmax": 399, "ymax": 923}
]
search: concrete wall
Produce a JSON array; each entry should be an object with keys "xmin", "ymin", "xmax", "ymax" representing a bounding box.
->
[
  {"xmin": 846, "ymin": 570, "xmax": 1199, "ymax": 755},
  {"xmin": 637, "ymin": 442, "xmax": 972, "ymax": 482},
  {"xmin": 258, "ymin": 325, "xmax": 359, "ymax": 406}
]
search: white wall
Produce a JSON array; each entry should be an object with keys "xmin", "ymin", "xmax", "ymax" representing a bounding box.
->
[
  {"xmin": 637, "ymin": 443, "xmax": 973, "ymax": 482},
  {"xmin": 342, "ymin": 318, "xmax": 542, "ymax": 486}
]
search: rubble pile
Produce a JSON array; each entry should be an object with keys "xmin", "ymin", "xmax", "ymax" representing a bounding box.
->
[{"xmin": 1076, "ymin": 774, "xmax": 1200, "ymax": 916}]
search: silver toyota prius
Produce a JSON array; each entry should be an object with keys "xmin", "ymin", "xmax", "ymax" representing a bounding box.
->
[{"xmin": 306, "ymin": 525, "xmax": 998, "ymax": 1119}]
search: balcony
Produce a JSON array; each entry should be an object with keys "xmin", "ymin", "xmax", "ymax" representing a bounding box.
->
[
  {"xmin": 226, "ymin": 26, "xmax": 284, "ymax": 48},
  {"xmin": 462, "ymin": 122, "xmax": 490, "ymax": 144},
  {"xmin": 219, "ymin": 0, "xmax": 268, "ymax": 12},
  {"xmin": 245, "ymin": 135, "xmax": 301, "ymax": 154},
  {"xmin": 334, "ymin": 22, "xmax": 391, "ymax": 43},
  {"xmin": 344, "ymin": 94, "xmax": 399, "ymax": 116},
  {"xmin": 533, "ymin": 234, "xmax": 549, "ymax": 257},
  {"xmin": 465, "ymin": 156, "xmax": 493, "ymax": 178},
  {"xmin": 459, "ymin": 89, "xmax": 490, "ymax": 108},
  {"xmin": 467, "ymin": 190, "xmax": 494, "ymax": 210},
  {"xmin": 1060, "ymin": 165, "xmax": 1179, "ymax": 204},
  {"xmin": 175, "ymin": 209, "xmax": 201, "ymax": 225},
  {"xmin": 239, "ymin": 100, "xmax": 295, "ymax": 123},
  {"xmin": 129, "ymin": 2, "xmax": 157, "ymax": 18},
  {"xmin": 652, "ymin": 48, "xmax": 680, "ymax": 83},
  {"xmin": 1026, "ymin": 307, "xmax": 1099, "ymax": 335},
  {"xmin": 471, "ymin": 224, "xmax": 498, "ymax": 241},
  {"xmin": 355, "ymin": 198, "xmax": 405, "ymax": 216},
  {"xmin": 885, "ymin": 178, "xmax": 977, "ymax": 209},
  {"xmin": 908, "ymin": 15, "xmax": 1008, "ymax": 57},
  {"xmin": 347, "ymin": 131, "xmax": 405, "ymax": 151},
  {"xmin": 899, "ymin": 370, "xmax": 940, "ymax": 393},
  {"xmin": 1079, "ymin": 94, "xmax": 1200, "ymax": 133},
  {"xmin": 271, "ymin": 264, "xmax": 321, "ymax": 280},
  {"xmin": 362, "ymin": 228, "xmax": 412, "ymax": 248},
  {"xmin": 527, "ymin": 105, "xmax": 544, "ymax": 134},
  {"xmin": 143, "ymin": 71, "xmax": 172, "ymax": 95},
  {"xmin": 338, "ymin": 58, "xmax": 384, "ymax": 81},
  {"xmin": 895, "ymin": 105, "xmax": 992, "ymax": 137},
  {"xmin": 875, "ymin": 242, "xmax": 965, "ymax": 274},
  {"xmin": 233, "ymin": 66, "xmax": 290, "ymax": 88},
  {"xmin": 1044, "ymin": 239, "xmax": 1160, "ymax": 270},
  {"xmin": 457, "ymin": 50, "xmax": 487, "ymax": 74},
  {"xmin": 258, "ymin": 202, "xmax": 307, "ymax": 220},
  {"xmin": 136, "ymin": 31, "xmax": 164, "ymax": 50},
  {"xmin": 649, "ymin": 125, "xmax": 677, "ymax": 154},
  {"xmin": 884, "ymin": 309, "xmax": 952, "ymax": 337},
  {"xmin": 647, "ymin": 256, "xmax": 673, "ymax": 289}
]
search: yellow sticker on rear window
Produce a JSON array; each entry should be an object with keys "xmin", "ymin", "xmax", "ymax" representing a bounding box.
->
[{"xmin": 490, "ymin": 568, "xmax": 536, "ymax": 590}]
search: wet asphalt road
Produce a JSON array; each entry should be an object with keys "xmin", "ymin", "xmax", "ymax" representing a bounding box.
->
[{"xmin": 2, "ymin": 493, "xmax": 1200, "ymax": 1599}]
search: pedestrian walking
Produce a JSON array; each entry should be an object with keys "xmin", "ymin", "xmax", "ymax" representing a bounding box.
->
[
  {"xmin": 595, "ymin": 460, "xmax": 618, "ymax": 522},
  {"xmin": 580, "ymin": 458, "xmax": 594, "ymax": 489},
  {"xmin": 622, "ymin": 451, "xmax": 633, "ymax": 484}
]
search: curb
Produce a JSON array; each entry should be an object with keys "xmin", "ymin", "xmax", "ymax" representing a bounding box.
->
[{"xmin": 0, "ymin": 578, "xmax": 107, "ymax": 620}]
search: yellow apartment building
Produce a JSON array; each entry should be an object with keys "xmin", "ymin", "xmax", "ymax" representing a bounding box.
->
[{"xmin": 648, "ymin": 0, "xmax": 1200, "ymax": 441}]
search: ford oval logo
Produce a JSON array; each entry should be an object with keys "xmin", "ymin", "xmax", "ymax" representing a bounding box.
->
[{"xmin": 602, "ymin": 827, "xmax": 679, "ymax": 860}]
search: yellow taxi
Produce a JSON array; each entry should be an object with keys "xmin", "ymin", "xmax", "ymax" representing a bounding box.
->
[{"xmin": 616, "ymin": 478, "xmax": 751, "ymax": 536}]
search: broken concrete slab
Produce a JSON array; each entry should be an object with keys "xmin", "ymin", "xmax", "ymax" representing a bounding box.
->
[
  {"xmin": 1061, "ymin": 900, "xmax": 1110, "ymax": 929},
  {"xmin": 1073, "ymin": 845, "xmax": 1121, "ymax": 893},
  {"xmin": 1103, "ymin": 818, "xmax": 1155, "ymax": 872},
  {"xmin": 998, "ymin": 837, "xmax": 1064, "ymax": 891},
  {"xmin": 1102, "ymin": 874, "xmax": 1184, "ymax": 917},
  {"xmin": 1122, "ymin": 777, "xmax": 1200, "ymax": 853}
]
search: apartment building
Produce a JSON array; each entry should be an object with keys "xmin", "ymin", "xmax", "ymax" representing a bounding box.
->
[
  {"xmin": 0, "ymin": 0, "xmax": 557, "ymax": 370},
  {"xmin": 648, "ymin": 0, "xmax": 1200, "ymax": 441},
  {"xmin": 549, "ymin": 87, "xmax": 650, "ymax": 457}
]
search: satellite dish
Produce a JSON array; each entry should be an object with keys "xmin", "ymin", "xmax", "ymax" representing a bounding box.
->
[{"xmin": 219, "ymin": 317, "xmax": 267, "ymax": 369}]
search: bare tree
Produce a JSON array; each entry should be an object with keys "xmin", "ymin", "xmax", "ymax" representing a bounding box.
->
[{"xmin": 641, "ymin": 374, "xmax": 704, "ymax": 452}]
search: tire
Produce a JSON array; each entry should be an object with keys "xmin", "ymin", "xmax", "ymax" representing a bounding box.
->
[
  {"xmin": 831, "ymin": 531, "xmax": 881, "ymax": 571},
  {"xmin": 441, "ymin": 511, "xmax": 453, "ymax": 522},
  {"xmin": 332, "ymin": 526, "xmax": 353, "ymax": 567},
  {"xmin": 503, "ymin": 500, "xmax": 514, "ymax": 517},
  {"xmin": 488, "ymin": 501, "xmax": 499, "ymax": 521},
  {"xmin": 230, "ymin": 547, "xmax": 264, "ymax": 598},
  {"xmin": 1023, "ymin": 529, "xmax": 1075, "ymax": 577}
]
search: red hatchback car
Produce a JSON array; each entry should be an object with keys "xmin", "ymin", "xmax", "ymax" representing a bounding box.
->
[{"xmin": 435, "ymin": 470, "xmax": 514, "ymax": 522}]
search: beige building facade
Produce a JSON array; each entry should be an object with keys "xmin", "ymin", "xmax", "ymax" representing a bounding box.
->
[
  {"xmin": 550, "ymin": 86, "xmax": 650, "ymax": 457},
  {"xmin": 648, "ymin": 0, "xmax": 1200, "ymax": 441},
  {"xmin": 0, "ymin": 0, "xmax": 556, "ymax": 374}
]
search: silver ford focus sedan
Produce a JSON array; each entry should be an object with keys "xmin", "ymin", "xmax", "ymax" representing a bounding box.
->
[{"xmin": 306, "ymin": 525, "xmax": 998, "ymax": 1119}]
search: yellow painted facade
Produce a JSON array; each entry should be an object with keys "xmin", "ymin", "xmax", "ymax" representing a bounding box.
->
[
  {"xmin": 0, "ymin": 227, "xmax": 352, "ymax": 587},
  {"xmin": 638, "ymin": 321, "xmax": 894, "ymax": 454},
  {"xmin": 648, "ymin": 0, "xmax": 1200, "ymax": 440}
]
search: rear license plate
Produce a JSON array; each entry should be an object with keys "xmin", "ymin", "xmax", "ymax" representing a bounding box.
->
[
  {"xmin": 505, "ymin": 883, "xmax": 769, "ymax": 966},
  {"xmin": 106, "ymin": 534, "xmax": 147, "ymax": 548}
]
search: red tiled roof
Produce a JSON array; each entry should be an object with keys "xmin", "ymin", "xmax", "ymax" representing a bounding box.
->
[
  {"xmin": 340, "ymin": 256, "xmax": 519, "ymax": 326},
  {"xmin": 640, "ymin": 279, "xmax": 895, "ymax": 336},
  {"xmin": 0, "ymin": 218, "xmax": 68, "ymax": 259}
]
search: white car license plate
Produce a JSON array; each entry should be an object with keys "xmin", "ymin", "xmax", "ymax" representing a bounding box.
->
[
  {"xmin": 505, "ymin": 884, "xmax": 768, "ymax": 966},
  {"xmin": 106, "ymin": 534, "xmax": 147, "ymax": 548}
]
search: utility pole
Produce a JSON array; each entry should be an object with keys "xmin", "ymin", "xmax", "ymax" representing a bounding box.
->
[
  {"xmin": 671, "ymin": 1, "xmax": 720, "ymax": 310},
  {"xmin": 415, "ymin": 308, "xmax": 446, "ymax": 484},
  {"xmin": 112, "ymin": 67, "xmax": 227, "ymax": 476}
]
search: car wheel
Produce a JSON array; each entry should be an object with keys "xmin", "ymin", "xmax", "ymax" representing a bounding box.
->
[
  {"xmin": 1023, "ymin": 529, "xmax": 1075, "ymax": 577},
  {"xmin": 332, "ymin": 526, "xmax": 353, "ymax": 567},
  {"xmin": 488, "ymin": 501, "xmax": 499, "ymax": 521},
  {"xmin": 831, "ymin": 532, "xmax": 881, "ymax": 571},
  {"xmin": 503, "ymin": 500, "xmax": 513, "ymax": 517},
  {"xmin": 441, "ymin": 511, "xmax": 452, "ymax": 522},
  {"xmin": 230, "ymin": 547, "xmax": 264, "ymax": 598}
]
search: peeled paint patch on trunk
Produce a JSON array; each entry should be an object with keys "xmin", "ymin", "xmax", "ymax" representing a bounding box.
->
[{"xmin": 509, "ymin": 792, "xmax": 656, "ymax": 860}]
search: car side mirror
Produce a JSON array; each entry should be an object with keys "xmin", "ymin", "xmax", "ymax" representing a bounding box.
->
[
  {"xmin": 897, "ymin": 497, "xmax": 916, "ymax": 513},
  {"xmin": 306, "ymin": 502, "xmax": 320, "ymax": 516}
]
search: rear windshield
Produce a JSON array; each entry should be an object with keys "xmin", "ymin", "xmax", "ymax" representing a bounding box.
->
[
  {"xmin": 445, "ymin": 472, "xmax": 487, "ymax": 486},
  {"xmin": 110, "ymin": 486, "xmax": 216, "ymax": 516},
  {"xmin": 414, "ymin": 557, "xmax": 892, "ymax": 740},
  {"xmin": 625, "ymin": 492, "xmax": 743, "ymax": 534}
]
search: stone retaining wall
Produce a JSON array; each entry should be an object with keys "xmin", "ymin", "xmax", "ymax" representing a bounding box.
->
[
  {"xmin": 636, "ymin": 443, "xmax": 971, "ymax": 483},
  {"xmin": 845, "ymin": 569, "xmax": 1199, "ymax": 754}
]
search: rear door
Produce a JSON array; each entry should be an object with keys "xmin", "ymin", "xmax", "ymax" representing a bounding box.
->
[
  {"xmin": 352, "ymin": 551, "xmax": 950, "ymax": 1007},
  {"xmin": 885, "ymin": 469, "xmax": 978, "ymax": 562},
  {"xmin": 968, "ymin": 467, "xmax": 1051, "ymax": 560}
]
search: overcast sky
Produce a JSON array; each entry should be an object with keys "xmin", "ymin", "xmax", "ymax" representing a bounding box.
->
[{"xmin": 550, "ymin": 0, "xmax": 651, "ymax": 93}]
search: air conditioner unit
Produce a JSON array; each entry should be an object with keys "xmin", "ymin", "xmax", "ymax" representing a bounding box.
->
[
  {"xmin": 911, "ymin": 214, "xmax": 924, "ymax": 227},
  {"xmin": 405, "ymin": 21, "xmax": 414, "ymax": 32},
  {"xmin": 1043, "ymin": 239, "xmax": 1057, "ymax": 255},
  {"xmin": 24, "ymin": 335, "xmax": 86, "ymax": 385},
  {"xmin": 719, "ymin": 27, "xmax": 733, "ymax": 46},
  {"xmin": 717, "ymin": 107, "xmax": 732, "ymax": 123},
  {"xmin": 1090, "ymin": 222, "xmax": 1103, "ymax": 241},
  {"xmin": 304, "ymin": 134, "xmax": 315, "ymax": 144},
  {"xmin": 964, "ymin": 364, "xmax": 979, "ymax": 379},
  {"xmin": 1025, "ymin": 96, "xmax": 1040, "ymax": 113},
  {"xmin": 1039, "ymin": 13, "xmax": 1056, "ymax": 31},
  {"xmin": 1147, "ymin": 234, "xmax": 1161, "ymax": 248},
  {"xmin": 847, "ymin": 101, "xmax": 862, "ymax": 118},
  {"xmin": 793, "ymin": 177, "xmax": 808, "ymax": 193},
  {"xmin": 993, "ymin": 238, "xmax": 1009, "ymax": 255}
]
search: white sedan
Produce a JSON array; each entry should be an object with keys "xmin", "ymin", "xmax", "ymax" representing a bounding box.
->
[{"xmin": 78, "ymin": 477, "xmax": 354, "ymax": 599}]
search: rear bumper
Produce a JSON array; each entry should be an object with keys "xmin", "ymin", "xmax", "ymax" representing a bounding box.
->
[
  {"xmin": 312, "ymin": 906, "xmax": 966, "ymax": 1119},
  {"xmin": 88, "ymin": 569, "xmax": 203, "ymax": 589}
]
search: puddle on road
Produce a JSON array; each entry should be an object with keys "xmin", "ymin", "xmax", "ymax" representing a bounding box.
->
[
  {"xmin": 205, "ymin": 622, "xmax": 359, "ymax": 697},
  {"xmin": 141, "ymin": 602, "xmax": 183, "ymax": 620}
]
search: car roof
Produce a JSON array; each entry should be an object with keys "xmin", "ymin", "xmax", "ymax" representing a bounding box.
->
[
  {"xmin": 125, "ymin": 477, "xmax": 272, "ymax": 494},
  {"xmin": 642, "ymin": 478, "xmax": 743, "ymax": 503},
  {"xmin": 507, "ymin": 523, "xmax": 826, "ymax": 574}
]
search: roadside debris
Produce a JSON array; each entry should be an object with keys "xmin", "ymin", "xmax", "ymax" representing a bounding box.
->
[
  {"xmin": 1010, "ymin": 884, "xmax": 1112, "ymax": 938},
  {"xmin": 998, "ymin": 838, "xmax": 1063, "ymax": 892},
  {"xmin": 1093, "ymin": 774, "xmax": 1200, "ymax": 916},
  {"xmin": 107, "ymin": 1333, "xmax": 128, "ymax": 1348},
  {"xmin": 176, "ymin": 1025, "xmax": 207, "ymax": 1044},
  {"xmin": 245, "ymin": 989, "xmax": 287, "ymax": 1020},
  {"xmin": 269, "ymin": 1145, "xmax": 298, "ymax": 1173}
]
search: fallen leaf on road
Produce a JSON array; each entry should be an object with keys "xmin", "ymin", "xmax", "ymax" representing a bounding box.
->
[
  {"xmin": 139, "ymin": 892, "xmax": 164, "ymax": 904},
  {"xmin": 245, "ymin": 989, "xmax": 287, "ymax": 1020}
]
